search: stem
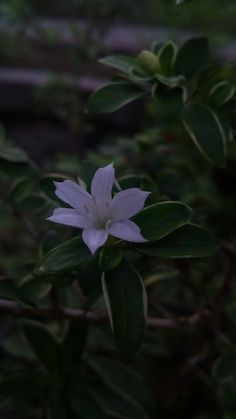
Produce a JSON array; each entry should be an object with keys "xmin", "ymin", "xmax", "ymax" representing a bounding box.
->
[{"xmin": 0, "ymin": 299, "xmax": 209, "ymax": 329}]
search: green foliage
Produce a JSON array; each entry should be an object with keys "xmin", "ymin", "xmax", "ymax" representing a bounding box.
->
[
  {"xmin": 88, "ymin": 37, "xmax": 235, "ymax": 166},
  {"xmin": 38, "ymin": 236, "xmax": 92, "ymax": 274},
  {"xmin": 102, "ymin": 261, "xmax": 147, "ymax": 357},
  {"xmin": 23, "ymin": 321, "xmax": 61, "ymax": 375},
  {"xmin": 133, "ymin": 201, "xmax": 191, "ymax": 241},
  {"xmin": 87, "ymin": 82, "xmax": 146, "ymax": 113},
  {"xmin": 182, "ymin": 103, "xmax": 226, "ymax": 167},
  {"xmin": 137, "ymin": 223, "xmax": 218, "ymax": 257}
]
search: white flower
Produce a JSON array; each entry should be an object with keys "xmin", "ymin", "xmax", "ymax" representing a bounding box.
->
[{"xmin": 47, "ymin": 163, "xmax": 150, "ymax": 254}]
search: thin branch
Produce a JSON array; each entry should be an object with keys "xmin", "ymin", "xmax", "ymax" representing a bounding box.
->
[{"xmin": 0, "ymin": 299, "xmax": 209, "ymax": 329}]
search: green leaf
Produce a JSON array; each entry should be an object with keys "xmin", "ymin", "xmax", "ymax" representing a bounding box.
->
[
  {"xmin": 174, "ymin": 37, "xmax": 209, "ymax": 79},
  {"xmin": 137, "ymin": 224, "xmax": 218, "ymax": 258},
  {"xmin": 77, "ymin": 258, "xmax": 102, "ymax": 301},
  {"xmin": 102, "ymin": 261, "xmax": 147, "ymax": 356},
  {"xmin": 45, "ymin": 390, "xmax": 67, "ymax": 419},
  {"xmin": 152, "ymin": 85, "xmax": 186, "ymax": 116},
  {"xmin": 158, "ymin": 41, "xmax": 177, "ymax": 76},
  {"xmin": 207, "ymin": 81, "xmax": 235, "ymax": 107},
  {"xmin": 0, "ymin": 278, "xmax": 19, "ymax": 300},
  {"xmin": 176, "ymin": 0, "xmax": 193, "ymax": 3},
  {"xmin": 69, "ymin": 382, "xmax": 106, "ymax": 419},
  {"xmin": 78, "ymin": 160, "xmax": 99, "ymax": 187},
  {"xmin": 62, "ymin": 321, "xmax": 88, "ymax": 369},
  {"xmin": 0, "ymin": 371, "xmax": 50, "ymax": 399},
  {"xmin": 39, "ymin": 173, "xmax": 70, "ymax": 202},
  {"xmin": 87, "ymin": 82, "xmax": 146, "ymax": 113},
  {"xmin": 155, "ymin": 73, "xmax": 185, "ymax": 87},
  {"xmin": 99, "ymin": 247, "xmax": 123, "ymax": 272},
  {"xmin": 8, "ymin": 177, "xmax": 33, "ymax": 205},
  {"xmin": 0, "ymin": 142, "xmax": 37, "ymax": 178},
  {"xmin": 88, "ymin": 356, "xmax": 154, "ymax": 411},
  {"xmin": 17, "ymin": 193, "xmax": 48, "ymax": 213},
  {"xmin": 219, "ymin": 379, "xmax": 236, "ymax": 412},
  {"xmin": 92, "ymin": 381, "xmax": 147, "ymax": 419},
  {"xmin": 133, "ymin": 201, "xmax": 191, "ymax": 242},
  {"xmin": 38, "ymin": 236, "xmax": 92, "ymax": 274},
  {"xmin": 19, "ymin": 277, "xmax": 52, "ymax": 304},
  {"xmin": 99, "ymin": 55, "xmax": 139, "ymax": 74},
  {"xmin": 151, "ymin": 41, "xmax": 165, "ymax": 55},
  {"xmin": 119, "ymin": 174, "xmax": 159, "ymax": 204},
  {"xmin": 23, "ymin": 321, "xmax": 61, "ymax": 375},
  {"xmin": 213, "ymin": 353, "xmax": 236, "ymax": 379},
  {"xmin": 0, "ymin": 142, "xmax": 29, "ymax": 163},
  {"xmin": 182, "ymin": 103, "xmax": 226, "ymax": 167},
  {"xmin": 40, "ymin": 231, "xmax": 62, "ymax": 256}
]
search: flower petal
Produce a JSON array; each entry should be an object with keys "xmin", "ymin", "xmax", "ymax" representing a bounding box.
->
[
  {"xmin": 109, "ymin": 220, "xmax": 147, "ymax": 242},
  {"xmin": 54, "ymin": 180, "xmax": 92, "ymax": 213},
  {"xmin": 47, "ymin": 208, "xmax": 91, "ymax": 229},
  {"xmin": 91, "ymin": 163, "xmax": 114, "ymax": 204},
  {"xmin": 82, "ymin": 228, "xmax": 108, "ymax": 254},
  {"xmin": 111, "ymin": 188, "xmax": 150, "ymax": 221}
]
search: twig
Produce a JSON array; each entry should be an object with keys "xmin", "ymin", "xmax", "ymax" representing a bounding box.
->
[{"xmin": 0, "ymin": 299, "xmax": 209, "ymax": 329}]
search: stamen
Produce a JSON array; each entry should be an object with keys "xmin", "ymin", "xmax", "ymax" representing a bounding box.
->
[{"xmin": 105, "ymin": 219, "xmax": 112, "ymax": 230}]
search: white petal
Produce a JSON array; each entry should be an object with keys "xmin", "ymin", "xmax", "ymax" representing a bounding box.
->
[
  {"xmin": 111, "ymin": 188, "xmax": 150, "ymax": 221},
  {"xmin": 109, "ymin": 220, "xmax": 147, "ymax": 242},
  {"xmin": 82, "ymin": 228, "xmax": 108, "ymax": 254},
  {"xmin": 47, "ymin": 208, "xmax": 91, "ymax": 229},
  {"xmin": 54, "ymin": 180, "xmax": 92, "ymax": 213},
  {"xmin": 91, "ymin": 163, "xmax": 114, "ymax": 207}
]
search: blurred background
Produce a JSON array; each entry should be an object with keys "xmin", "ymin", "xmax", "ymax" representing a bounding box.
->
[{"xmin": 0, "ymin": 0, "xmax": 236, "ymax": 166}]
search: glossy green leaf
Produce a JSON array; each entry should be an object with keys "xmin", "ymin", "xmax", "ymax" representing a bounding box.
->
[
  {"xmin": 213, "ymin": 353, "xmax": 236, "ymax": 379},
  {"xmin": 133, "ymin": 201, "xmax": 191, "ymax": 242},
  {"xmin": 77, "ymin": 258, "xmax": 102, "ymax": 301},
  {"xmin": 0, "ymin": 371, "xmax": 50, "ymax": 399},
  {"xmin": 219, "ymin": 379, "xmax": 236, "ymax": 412},
  {"xmin": 99, "ymin": 247, "xmax": 123, "ymax": 271},
  {"xmin": 19, "ymin": 277, "xmax": 52, "ymax": 304},
  {"xmin": 46, "ymin": 390, "xmax": 67, "ymax": 419},
  {"xmin": 40, "ymin": 230, "xmax": 62, "ymax": 256},
  {"xmin": 102, "ymin": 261, "xmax": 147, "ymax": 356},
  {"xmin": 8, "ymin": 177, "xmax": 32, "ymax": 205},
  {"xmin": 17, "ymin": 193, "xmax": 48, "ymax": 213},
  {"xmin": 152, "ymin": 85, "xmax": 186, "ymax": 116},
  {"xmin": 119, "ymin": 174, "xmax": 159, "ymax": 204},
  {"xmin": 207, "ymin": 81, "xmax": 235, "ymax": 107},
  {"xmin": 174, "ymin": 37, "xmax": 209, "ymax": 79},
  {"xmin": 158, "ymin": 41, "xmax": 177, "ymax": 76},
  {"xmin": 88, "ymin": 356, "xmax": 154, "ymax": 411},
  {"xmin": 0, "ymin": 278, "xmax": 19, "ymax": 300},
  {"xmin": 92, "ymin": 381, "xmax": 147, "ymax": 419},
  {"xmin": 39, "ymin": 173, "xmax": 70, "ymax": 202},
  {"xmin": 182, "ymin": 103, "xmax": 226, "ymax": 166},
  {"xmin": 78, "ymin": 160, "xmax": 99, "ymax": 187},
  {"xmin": 0, "ymin": 142, "xmax": 37, "ymax": 178},
  {"xmin": 176, "ymin": 0, "xmax": 193, "ymax": 3},
  {"xmin": 99, "ymin": 55, "xmax": 139, "ymax": 74},
  {"xmin": 0, "ymin": 142, "xmax": 29, "ymax": 163},
  {"xmin": 23, "ymin": 321, "xmax": 61, "ymax": 375},
  {"xmin": 38, "ymin": 236, "xmax": 92, "ymax": 274},
  {"xmin": 155, "ymin": 73, "xmax": 185, "ymax": 87},
  {"xmin": 151, "ymin": 41, "xmax": 165, "ymax": 55},
  {"xmin": 62, "ymin": 321, "xmax": 88, "ymax": 369},
  {"xmin": 87, "ymin": 82, "xmax": 146, "ymax": 113},
  {"xmin": 69, "ymin": 382, "xmax": 106, "ymax": 419},
  {"xmin": 137, "ymin": 224, "xmax": 218, "ymax": 258}
]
